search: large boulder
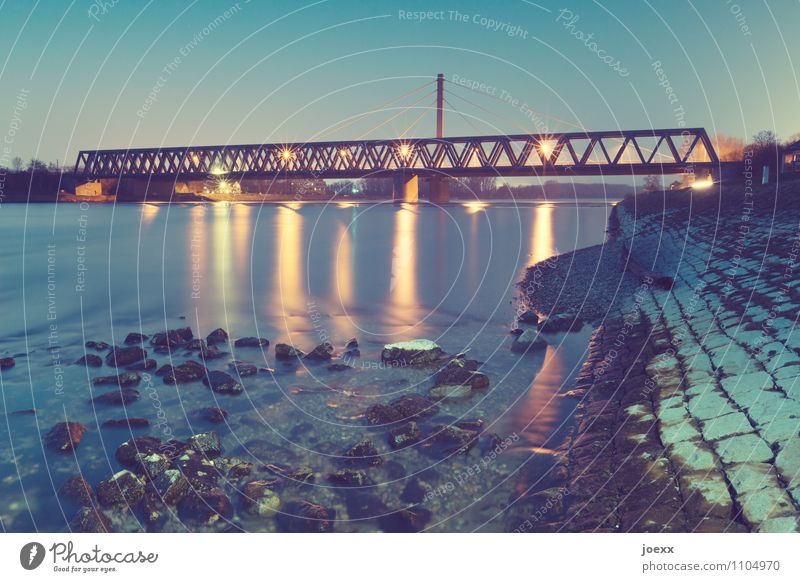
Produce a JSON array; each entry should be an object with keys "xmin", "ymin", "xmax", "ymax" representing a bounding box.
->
[
  {"xmin": 381, "ymin": 340, "xmax": 444, "ymax": 366},
  {"xmin": 105, "ymin": 346, "xmax": 147, "ymax": 367},
  {"xmin": 539, "ymin": 313, "xmax": 584, "ymax": 333},
  {"xmin": 150, "ymin": 327, "xmax": 193, "ymax": 347},
  {"xmin": 45, "ymin": 422, "xmax": 87, "ymax": 453},
  {"xmin": 115, "ymin": 436, "xmax": 162, "ymax": 466},
  {"xmin": 228, "ymin": 360, "xmax": 258, "ymax": 377}
]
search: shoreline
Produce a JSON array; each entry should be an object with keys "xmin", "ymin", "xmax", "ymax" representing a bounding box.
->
[{"xmin": 513, "ymin": 178, "xmax": 800, "ymax": 532}]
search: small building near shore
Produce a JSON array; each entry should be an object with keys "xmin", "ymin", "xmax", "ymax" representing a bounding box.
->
[{"xmin": 783, "ymin": 140, "xmax": 800, "ymax": 173}]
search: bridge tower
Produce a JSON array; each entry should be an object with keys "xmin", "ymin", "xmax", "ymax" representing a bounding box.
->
[{"xmin": 428, "ymin": 73, "xmax": 450, "ymax": 204}]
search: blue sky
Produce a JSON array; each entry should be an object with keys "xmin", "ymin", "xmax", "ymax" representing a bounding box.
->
[{"xmin": 1, "ymin": 0, "xmax": 798, "ymax": 166}]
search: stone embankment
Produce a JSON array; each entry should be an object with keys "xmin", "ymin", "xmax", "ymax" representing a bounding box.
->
[{"xmin": 515, "ymin": 178, "xmax": 800, "ymax": 532}]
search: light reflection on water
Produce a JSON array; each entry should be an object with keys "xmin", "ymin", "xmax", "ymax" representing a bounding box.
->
[{"xmin": 0, "ymin": 199, "xmax": 615, "ymax": 532}]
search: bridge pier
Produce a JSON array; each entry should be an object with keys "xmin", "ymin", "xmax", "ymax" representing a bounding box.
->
[
  {"xmin": 428, "ymin": 176, "xmax": 450, "ymax": 204},
  {"xmin": 392, "ymin": 172, "xmax": 418, "ymax": 203}
]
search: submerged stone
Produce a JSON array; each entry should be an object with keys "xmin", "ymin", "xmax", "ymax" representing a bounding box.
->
[
  {"xmin": 105, "ymin": 346, "xmax": 147, "ymax": 367},
  {"xmin": 188, "ymin": 431, "xmax": 223, "ymax": 458},
  {"xmin": 365, "ymin": 394, "xmax": 438, "ymax": 426},
  {"xmin": 178, "ymin": 488, "xmax": 232, "ymax": 526},
  {"xmin": 45, "ymin": 421, "xmax": 87, "ymax": 453},
  {"xmin": 92, "ymin": 388, "xmax": 140, "ymax": 406},
  {"xmin": 92, "ymin": 371, "xmax": 141, "ymax": 387},
  {"xmin": 429, "ymin": 383, "xmax": 473, "ymax": 401},
  {"xmin": 75, "ymin": 354, "xmax": 102, "ymax": 367},
  {"xmin": 276, "ymin": 500, "xmax": 333, "ymax": 533},
  {"xmin": 388, "ymin": 422, "xmax": 421, "ymax": 449},
  {"xmin": 206, "ymin": 328, "xmax": 228, "ymax": 345},
  {"xmin": 234, "ymin": 336, "xmax": 270, "ymax": 348},
  {"xmin": 59, "ymin": 476, "xmax": 96, "ymax": 507},
  {"xmin": 511, "ymin": 328, "xmax": 548, "ymax": 353},
  {"xmin": 342, "ymin": 439, "xmax": 382, "ymax": 467},
  {"xmin": 69, "ymin": 507, "xmax": 113, "ymax": 532},
  {"xmin": 203, "ymin": 370, "xmax": 243, "ymax": 395},
  {"xmin": 96, "ymin": 470, "xmax": 146, "ymax": 507},
  {"xmin": 102, "ymin": 418, "xmax": 150, "ymax": 429},
  {"xmin": 241, "ymin": 480, "xmax": 281, "ymax": 516},
  {"xmin": 164, "ymin": 360, "xmax": 207, "ymax": 384}
]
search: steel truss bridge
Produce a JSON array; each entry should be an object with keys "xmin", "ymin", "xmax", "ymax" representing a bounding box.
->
[
  {"xmin": 73, "ymin": 74, "xmax": 719, "ymax": 202},
  {"xmin": 74, "ymin": 128, "xmax": 717, "ymax": 180}
]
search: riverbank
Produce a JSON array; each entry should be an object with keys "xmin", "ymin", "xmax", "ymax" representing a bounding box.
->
[{"xmin": 513, "ymin": 177, "xmax": 800, "ymax": 532}]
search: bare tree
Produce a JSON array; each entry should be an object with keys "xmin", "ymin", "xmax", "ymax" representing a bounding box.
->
[{"xmin": 11, "ymin": 156, "xmax": 23, "ymax": 172}]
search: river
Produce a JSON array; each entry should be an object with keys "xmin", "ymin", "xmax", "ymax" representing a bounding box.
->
[{"xmin": 0, "ymin": 199, "xmax": 614, "ymax": 532}]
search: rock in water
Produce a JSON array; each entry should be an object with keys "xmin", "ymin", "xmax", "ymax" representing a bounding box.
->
[
  {"xmin": 228, "ymin": 360, "xmax": 258, "ymax": 377},
  {"xmin": 345, "ymin": 338, "xmax": 359, "ymax": 349},
  {"xmin": 187, "ymin": 431, "xmax": 223, "ymax": 458},
  {"xmin": 202, "ymin": 370, "xmax": 243, "ymax": 395},
  {"xmin": 304, "ymin": 342, "xmax": 334, "ymax": 362},
  {"xmin": 150, "ymin": 327, "xmax": 193, "ymax": 347},
  {"xmin": 115, "ymin": 436, "xmax": 162, "ymax": 466},
  {"xmin": 69, "ymin": 507, "xmax": 113, "ymax": 532},
  {"xmin": 434, "ymin": 359, "xmax": 489, "ymax": 389},
  {"xmin": 200, "ymin": 407, "xmax": 228, "ymax": 423},
  {"xmin": 178, "ymin": 488, "xmax": 232, "ymax": 526},
  {"xmin": 241, "ymin": 480, "xmax": 281, "ymax": 517},
  {"xmin": 59, "ymin": 476, "xmax": 96, "ymax": 507},
  {"xmin": 91, "ymin": 371, "xmax": 141, "ymax": 387},
  {"xmin": 365, "ymin": 395, "xmax": 438, "ymax": 426},
  {"xmin": 381, "ymin": 339, "xmax": 444, "ymax": 366},
  {"xmin": 327, "ymin": 469, "xmax": 373, "ymax": 487},
  {"xmin": 206, "ymin": 328, "xmax": 229, "ymax": 345},
  {"xmin": 96, "ymin": 470, "xmax": 146, "ymax": 507},
  {"xmin": 105, "ymin": 346, "xmax": 147, "ymax": 367},
  {"xmin": 539, "ymin": 313, "xmax": 583, "ymax": 333},
  {"xmin": 378, "ymin": 507, "xmax": 432, "ymax": 532},
  {"xmin": 234, "ymin": 337, "xmax": 269, "ymax": 348},
  {"xmin": 163, "ymin": 360, "xmax": 207, "ymax": 384},
  {"xmin": 45, "ymin": 422, "xmax": 87, "ymax": 453},
  {"xmin": 149, "ymin": 469, "xmax": 190, "ymax": 505},
  {"xmin": 275, "ymin": 343, "xmax": 304, "ymax": 360},
  {"xmin": 511, "ymin": 328, "xmax": 548, "ymax": 353},
  {"xmin": 342, "ymin": 439, "xmax": 382, "ymax": 467},
  {"xmin": 276, "ymin": 500, "xmax": 333, "ymax": 533},
  {"xmin": 124, "ymin": 332, "xmax": 148, "ymax": 345},
  {"xmin": 75, "ymin": 354, "xmax": 102, "ymax": 367}
]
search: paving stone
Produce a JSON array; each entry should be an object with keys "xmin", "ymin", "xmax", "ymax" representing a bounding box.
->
[
  {"xmin": 759, "ymin": 414, "xmax": 800, "ymax": 445},
  {"xmin": 746, "ymin": 392, "xmax": 800, "ymax": 426},
  {"xmin": 659, "ymin": 419, "xmax": 701, "ymax": 445},
  {"xmin": 700, "ymin": 412, "xmax": 752, "ymax": 441},
  {"xmin": 774, "ymin": 438, "xmax": 800, "ymax": 488},
  {"xmin": 737, "ymin": 488, "xmax": 796, "ymax": 526},
  {"xmin": 669, "ymin": 440, "xmax": 718, "ymax": 471},
  {"xmin": 757, "ymin": 516, "xmax": 800, "ymax": 533},
  {"xmin": 712, "ymin": 434, "xmax": 773, "ymax": 464},
  {"xmin": 726, "ymin": 462, "xmax": 783, "ymax": 496},
  {"xmin": 678, "ymin": 472, "xmax": 733, "ymax": 519},
  {"xmin": 687, "ymin": 391, "xmax": 737, "ymax": 420}
]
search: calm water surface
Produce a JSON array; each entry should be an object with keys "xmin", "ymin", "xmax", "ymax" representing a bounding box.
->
[{"xmin": 0, "ymin": 200, "xmax": 614, "ymax": 532}]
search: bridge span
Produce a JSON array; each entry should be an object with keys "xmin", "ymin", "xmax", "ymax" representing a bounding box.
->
[{"xmin": 73, "ymin": 74, "xmax": 719, "ymax": 202}]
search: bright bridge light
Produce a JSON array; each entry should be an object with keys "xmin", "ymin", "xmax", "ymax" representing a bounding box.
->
[
  {"xmin": 279, "ymin": 148, "xmax": 294, "ymax": 162},
  {"xmin": 692, "ymin": 177, "xmax": 714, "ymax": 190},
  {"xmin": 396, "ymin": 143, "xmax": 413, "ymax": 161},
  {"xmin": 538, "ymin": 139, "xmax": 556, "ymax": 160}
]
